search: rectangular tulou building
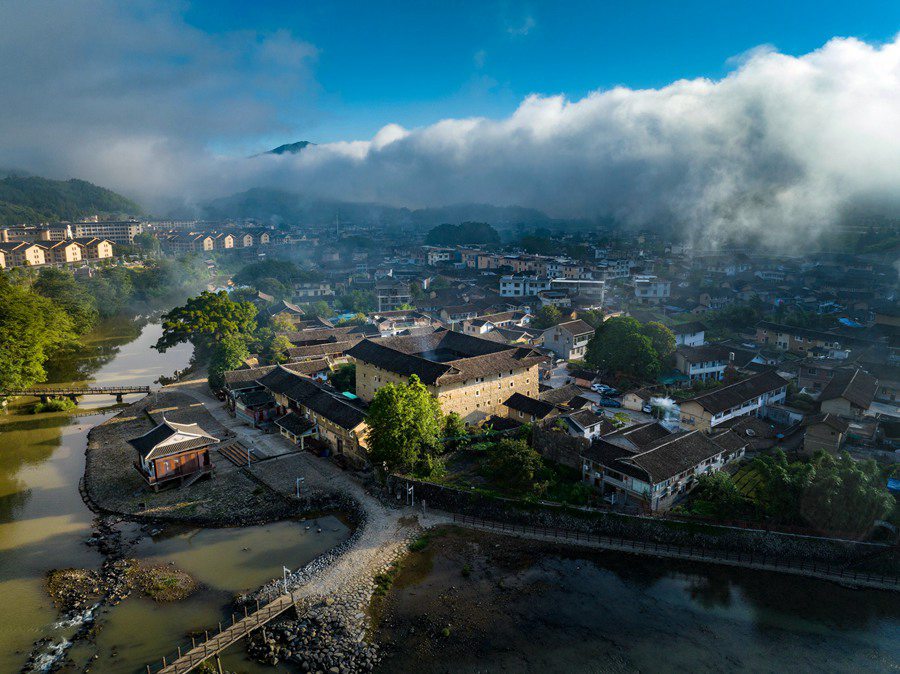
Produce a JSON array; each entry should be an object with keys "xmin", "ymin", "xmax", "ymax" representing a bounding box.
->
[{"xmin": 347, "ymin": 329, "xmax": 547, "ymax": 424}]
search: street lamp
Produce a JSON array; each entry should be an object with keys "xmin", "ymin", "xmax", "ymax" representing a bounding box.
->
[{"xmin": 296, "ymin": 476, "xmax": 305, "ymax": 498}]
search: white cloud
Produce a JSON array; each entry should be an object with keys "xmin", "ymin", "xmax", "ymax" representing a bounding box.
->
[
  {"xmin": 237, "ymin": 34, "xmax": 899, "ymax": 247},
  {"xmin": 506, "ymin": 15, "xmax": 536, "ymax": 37},
  {"xmin": 1, "ymin": 3, "xmax": 898, "ymax": 248}
]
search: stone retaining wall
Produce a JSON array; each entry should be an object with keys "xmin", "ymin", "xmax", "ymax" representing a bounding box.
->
[{"xmin": 386, "ymin": 475, "xmax": 884, "ymax": 567}]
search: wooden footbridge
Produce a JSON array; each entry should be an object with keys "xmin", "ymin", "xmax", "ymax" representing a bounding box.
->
[
  {"xmin": 1, "ymin": 385, "xmax": 150, "ymax": 403},
  {"xmin": 149, "ymin": 592, "xmax": 298, "ymax": 673}
]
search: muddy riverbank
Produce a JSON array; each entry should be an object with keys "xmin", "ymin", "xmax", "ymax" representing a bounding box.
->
[{"xmin": 373, "ymin": 526, "xmax": 900, "ymax": 673}]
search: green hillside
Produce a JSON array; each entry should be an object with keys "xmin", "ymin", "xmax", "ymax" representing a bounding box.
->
[{"xmin": 0, "ymin": 176, "xmax": 141, "ymax": 226}]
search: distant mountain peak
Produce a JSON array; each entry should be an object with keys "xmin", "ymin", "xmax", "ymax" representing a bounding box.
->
[{"xmin": 266, "ymin": 141, "xmax": 314, "ymax": 155}]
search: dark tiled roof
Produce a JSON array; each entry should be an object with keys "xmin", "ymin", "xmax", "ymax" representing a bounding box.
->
[
  {"xmin": 257, "ymin": 366, "xmax": 367, "ymax": 430},
  {"xmin": 347, "ymin": 331, "xmax": 546, "ymax": 386},
  {"xmin": 567, "ymin": 409, "xmax": 614, "ymax": 432},
  {"xmin": 819, "ymin": 368, "xmax": 877, "ymax": 410},
  {"xmin": 672, "ymin": 321, "xmax": 706, "ymax": 334},
  {"xmin": 286, "ymin": 339, "xmax": 362, "ymax": 358},
  {"xmin": 279, "ymin": 326, "xmax": 370, "ymax": 344},
  {"xmin": 616, "ymin": 431, "xmax": 727, "ymax": 483},
  {"xmin": 603, "ymin": 421, "xmax": 672, "ymax": 452},
  {"xmin": 267, "ymin": 299, "xmax": 305, "ymax": 316},
  {"xmin": 128, "ymin": 418, "xmax": 219, "ymax": 460},
  {"xmin": 224, "ymin": 362, "xmax": 327, "ymax": 389},
  {"xmin": 275, "ymin": 412, "xmax": 317, "ymax": 436},
  {"xmin": 709, "ymin": 429, "xmax": 752, "ymax": 454},
  {"xmin": 685, "ymin": 371, "xmax": 787, "ymax": 415},
  {"xmin": 554, "ymin": 319, "xmax": 594, "ymax": 337},
  {"xmin": 503, "ymin": 393, "xmax": 557, "ymax": 419},
  {"xmin": 804, "ymin": 412, "xmax": 850, "ymax": 433},
  {"xmin": 539, "ymin": 383, "xmax": 585, "ymax": 405},
  {"xmin": 236, "ymin": 390, "xmax": 274, "ymax": 408}
]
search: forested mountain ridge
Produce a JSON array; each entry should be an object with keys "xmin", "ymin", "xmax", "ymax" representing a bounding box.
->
[{"xmin": 0, "ymin": 176, "xmax": 141, "ymax": 226}]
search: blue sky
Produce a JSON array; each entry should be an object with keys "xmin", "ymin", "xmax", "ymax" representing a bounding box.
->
[{"xmin": 182, "ymin": 0, "xmax": 900, "ymax": 143}]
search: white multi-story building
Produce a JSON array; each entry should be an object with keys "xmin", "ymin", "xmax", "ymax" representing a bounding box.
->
[
  {"xmin": 499, "ymin": 275, "xmax": 552, "ymax": 297},
  {"xmin": 633, "ymin": 276, "xmax": 671, "ymax": 304}
]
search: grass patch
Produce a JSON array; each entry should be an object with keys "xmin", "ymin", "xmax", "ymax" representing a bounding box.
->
[
  {"xmin": 373, "ymin": 562, "xmax": 401, "ymax": 597},
  {"xmin": 32, "ymin": 397, "xmax": 77, "ymax": 414},
  {"xmin": 408, "ymin": 533, "xmax": 431, "ymax": 552},
  {"xmin": 126, "ymin": 561, "xmax": 199, "ymax": 602}
]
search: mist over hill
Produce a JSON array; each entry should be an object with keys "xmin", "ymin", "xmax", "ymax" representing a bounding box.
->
[{"xmin": 201, "ymin": 187, "xmax": 557, "ymax": 229}]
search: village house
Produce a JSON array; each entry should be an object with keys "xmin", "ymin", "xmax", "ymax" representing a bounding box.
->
[
  {"xmin": 375, "ymin": 278, "xmax": 412, "ymax": 312},
  {"xmin": 129, "ymin": 418, "xmax": 219, "ymax": 491},
  {"xmin": 672, "ymin": 321, "xmax": 706, "ymax": 346},
  {"xmin": 348, "ymin": 330, "xmax": 546, "ymax": 424},
  {"xmin": 678, "ymin": 370, "xmax": 788, "ymax": 432},
  {"xmin": 256, "ymin": 366, "xmax": 369, "ymax": 466},
  {"xmin": 541, "ymin": 319, "xmax": 594, "ymax": 361},
  {"xmin": 754, "ymin": 321, "xmax": 869, "ymax": 356},
  {"xmin": 802, "ymin": 413, "xmax": 850, "ymax": 455},
  {"xmin": 674, "ymin": 345, "xmax": 731, "ymax": 383},
  {"xmin": 502, "ymin": 392, "xmax": 559, "ymax": 423},
  {"xmin": 580, "ymin": 422, "xmax": 748, "ymax": 511},
  {"xmin": 633, "ymin": 276, "xmax": 671, "ymax": 304},
  {"xmin": 563, "ymin": 409, "xmax": 615, "ymax": 439},
  {"xmin": 818, "ymin": 368, "xmax": 878, "ymax": 419}
]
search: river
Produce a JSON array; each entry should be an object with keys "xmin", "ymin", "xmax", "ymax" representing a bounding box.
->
[
  {"xmin": 0, "ymin": 317, "xmax": 349, "ymax": 673},
  {"xmin": 375, "ymin": 528, "xmax": 900, "ymax": 673}
]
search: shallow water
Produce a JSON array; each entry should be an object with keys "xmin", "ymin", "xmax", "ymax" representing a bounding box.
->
[
  {"xmin": 70, "ymin": 517, "xmax": 349, "ymax": 673},
  {"xmin": 0, "ymin": 318, "xmax": 349, "ymax": 673},
  {"xmin": 376, "ymin": 530, "xmax": 900, "ymax": 673}
]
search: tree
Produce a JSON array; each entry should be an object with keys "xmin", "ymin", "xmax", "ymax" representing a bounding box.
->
[
  {"xmin": 207, "ymin": 334, "xmax": 250, "ymax": 390},
  {"xmin": 233, "ymin": 259, "xmax": 300, "ymax": 288},
  {"xmin": 133, "ymin": 232, "xmax": 161, "ymax": 255},
  {"xmin": 33, "ymin": 267, "xmax": 99, "ymax": 334},
  {"xmin": 336, "ymin": 290, "xmax": 376, "ymax": 314},
  {"xmin": 482, "ymin": 438, "xmax": 549, "ymax": 495},
  {"xmin": 330, "ymin": 363, "xmax": 356, "ymax": 393},
  {"xmin": 425, "ymin": 222, "xmax": 499, "ymax": 245},
  {"xmin": 585, "ymin": 316, "xmax": 675, "ymax": 380},
  {"xmin": 693, "ymin": 472, "xmax": 748, "ymax": 519},
  {"xmin": 532, "ymin": 305, "xmax": 562, "ymax": 330},
  {"xmin": 752, "ymin": 449, "xmax": 815, "ymax": 522},
  {"xmin": 442, "ymin": 412, "xmax": 467, "ymax": 448},
  {"xmin": 578, "ymin": 309, "xmax": 605, "ymax": 329},
  {"xmin": 365, "ymin": 375, "xmax": 443, "ymax": 473},
  {"xmin": 268, "ymin": 334, "xmax": 294, "ymax": 364},
  {"xmin": 641, "ymin": 321, "xmax": 676, "ymax": 364},
  {"xmin": 306, "ymin": 300, "xmax": 334, "ymax": 318},
  {"xmin": 802, "ymin": 452, "xmax": 895, "ymax": 534},
  {"xmin": 156, "ymin": 291, "xmax": 257, "ymax": 357},
  {"xmin": 0, "ymin": 274, "xmax": 78, "ymax": 390}
]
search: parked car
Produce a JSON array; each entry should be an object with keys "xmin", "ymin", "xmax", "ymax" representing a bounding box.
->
[
  {"xmin": 642, "ymin": 403, "xmax": 654, "ymax": 414},
  {"xmin": 591, "ymin": 383, "xmax": 612, "ymax": 393},
  {"xmin": 598, "ymin": 397, "xmax": 622, "ymax": 408}
]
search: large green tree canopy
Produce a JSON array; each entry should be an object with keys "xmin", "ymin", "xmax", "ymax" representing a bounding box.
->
[
  {"xmin": 365, "ymin": 375, "xmax": 443, "ymax": 473},
  {"xmin": 156, "ymin": 291, "xmax": 257, "ymax": 356},
  {"xmin": 207, "ymin": 334, "xmax": 251, "ymax": 391},
  {"xmin": 425, "ymin": 221, "xmax": 499, "ymax": 246},
  {"xmin": 585, "ymin": 316, "xmax": 675, "ymax": 379},
  {"xmin": 0, "ymin": 274, "xmax": 77, "ymax": 390}
]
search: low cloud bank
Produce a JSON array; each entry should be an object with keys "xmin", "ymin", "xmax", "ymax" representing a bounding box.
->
[{"xmin": 1, "ymin": 3, "xmax": 898, "ymax": 246}]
